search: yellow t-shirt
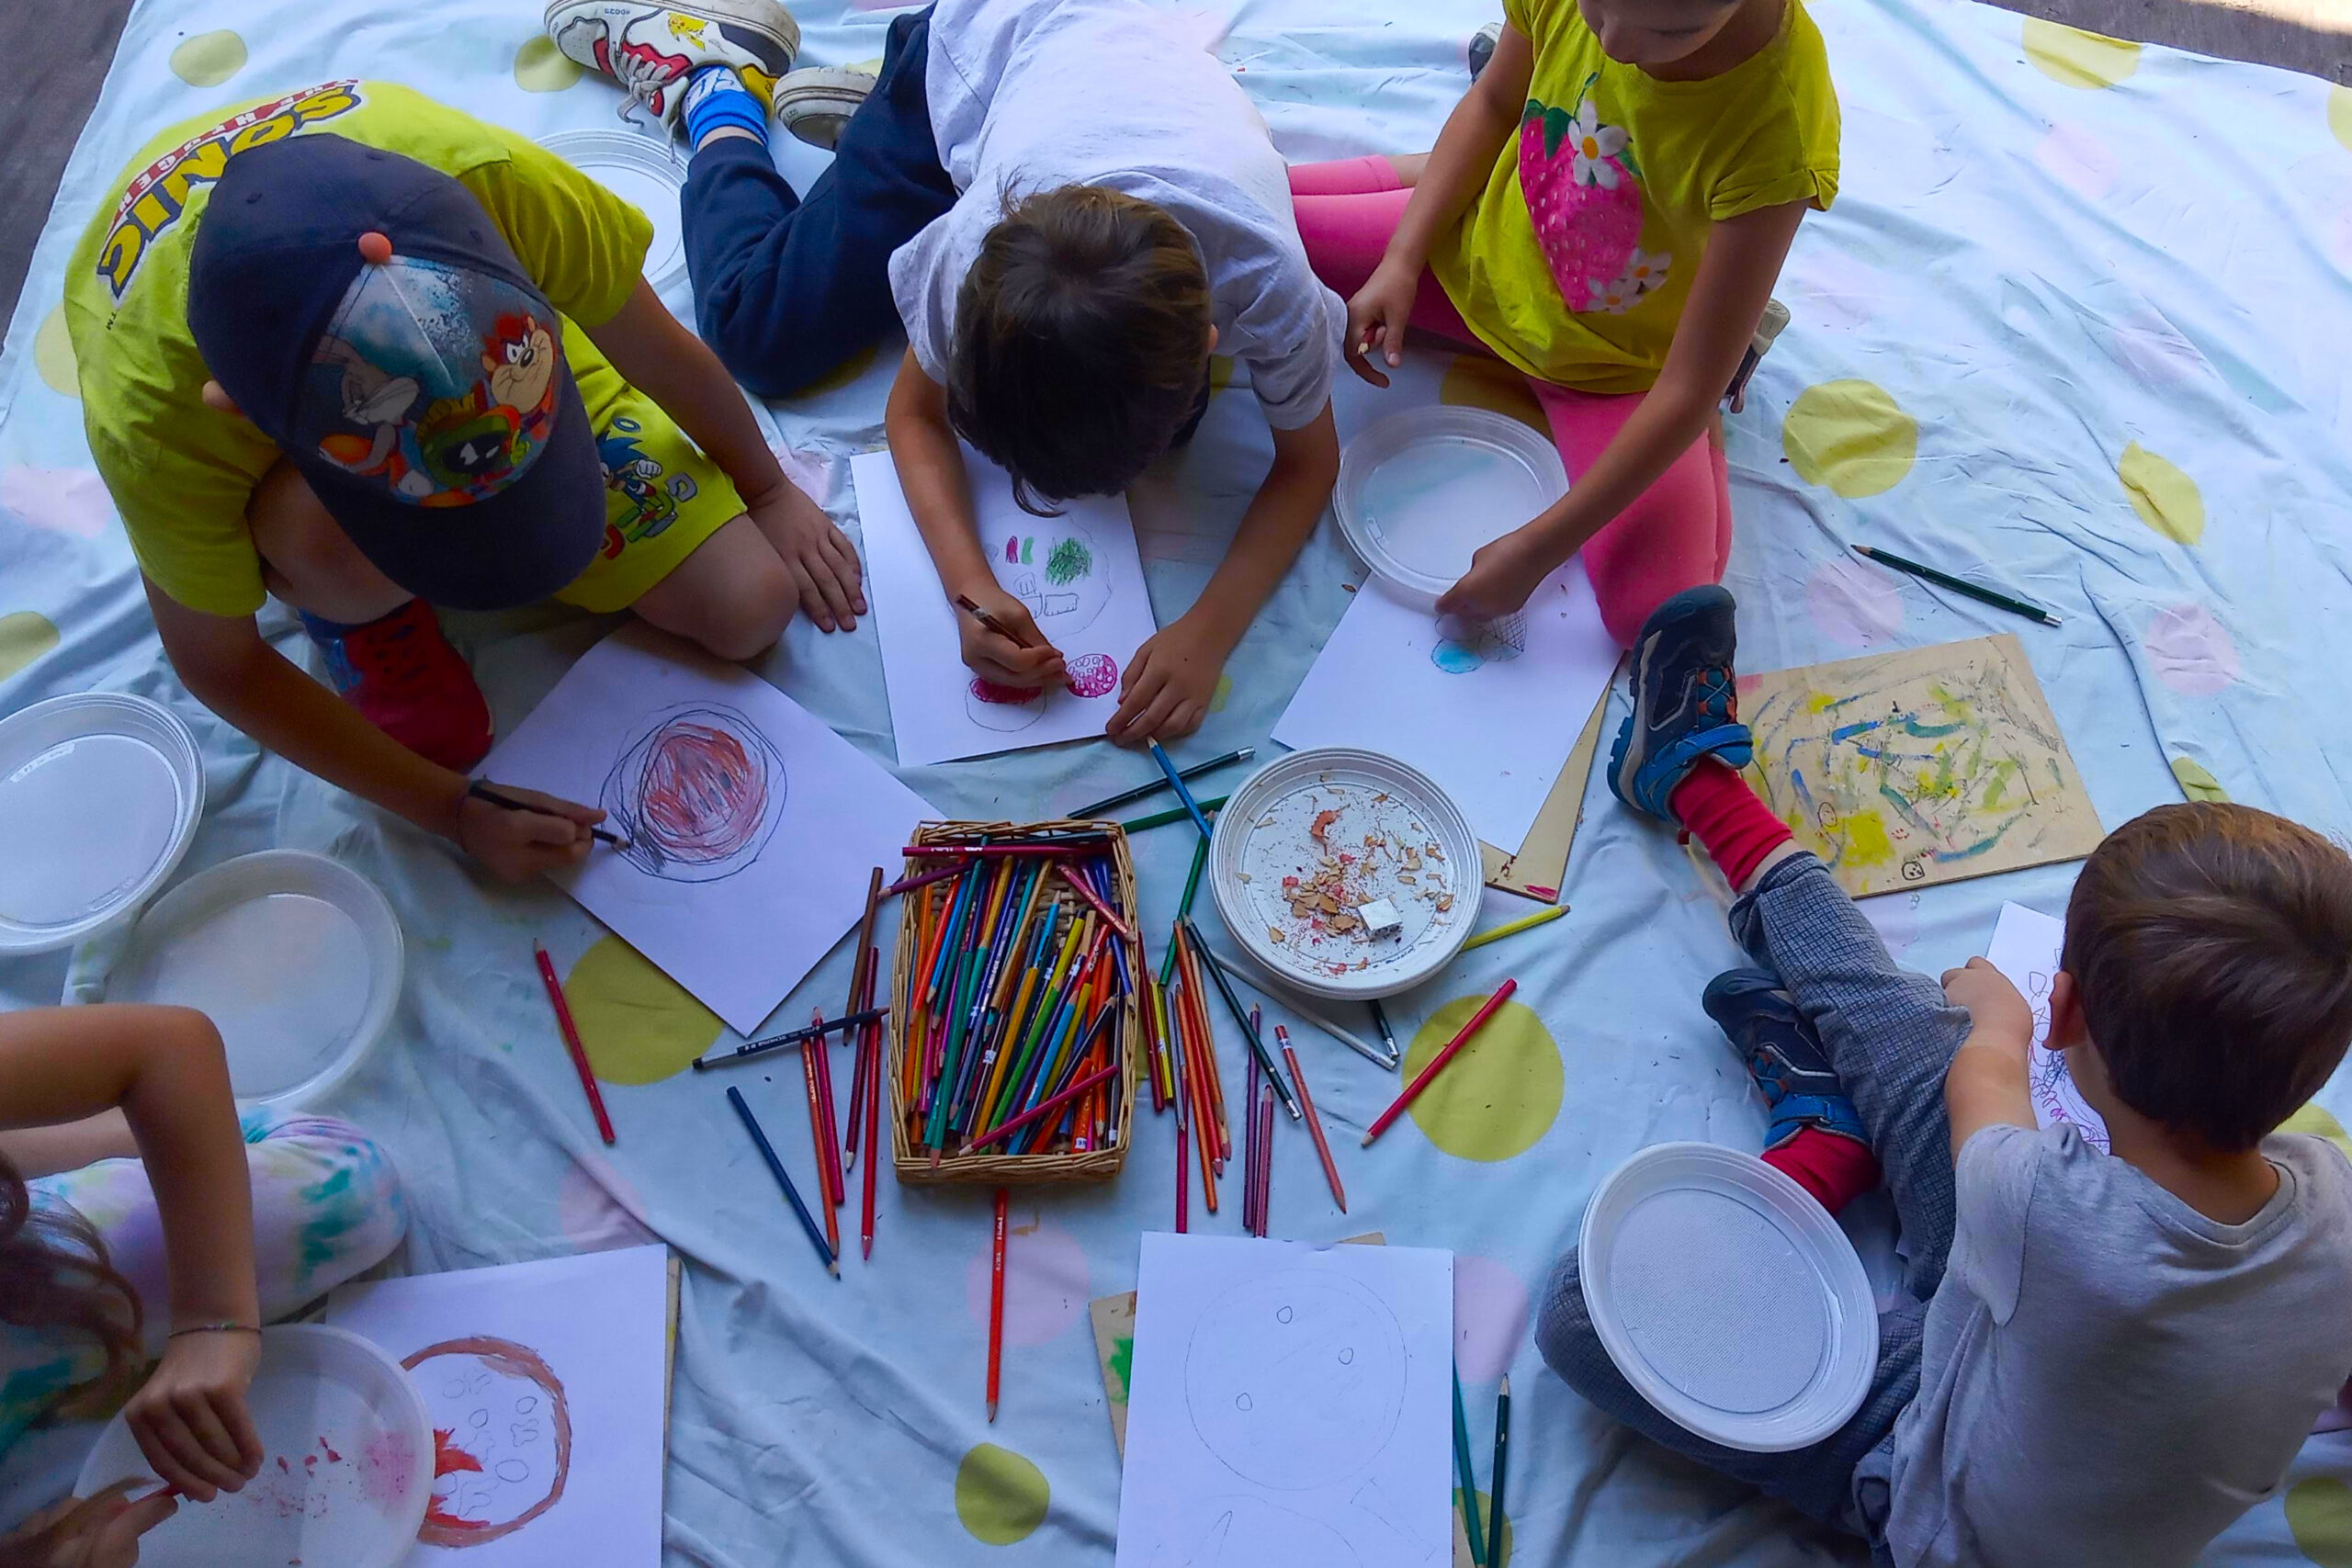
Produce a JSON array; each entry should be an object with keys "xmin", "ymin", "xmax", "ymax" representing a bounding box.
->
[
  {"xmin": 63, "ymin": 81, "xmax": 655, "ymax": 615},
  {"xmin": 1430, "ymin": 0, "xmax": 1839, "ymax": 394}
]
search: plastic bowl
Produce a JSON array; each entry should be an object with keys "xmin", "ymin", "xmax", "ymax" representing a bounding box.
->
[{"xmin": 1333, "ymin": 407, "xmax": 1569, "ymax": 604}]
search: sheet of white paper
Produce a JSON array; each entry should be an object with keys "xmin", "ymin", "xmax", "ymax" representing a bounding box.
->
[
  {"xmin": 325, "ymin": 1246, "xmax": 670, "ymax": 1565},
  {"xmin": 853, "ymin": 446, "xmax": 1159, "ymax": 767},
  {"xmin": 1114, "ymin": 1233, "xmax": 1453, "ymax": 1568},
  {"xmin": 1984, "ymin": 902, "xmax": 2110, "ymax": 1150},
  {"xmin": 481, "ymin": 624, "xmax": 936, "ymax": 1035},
  {"xmin": 1272, "ymin": 569, "xmax": 1621, "ymax": 852}
]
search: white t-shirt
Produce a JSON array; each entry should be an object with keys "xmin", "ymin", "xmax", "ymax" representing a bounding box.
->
[{"xmin": 888, "ymin": 0, "xmax": 1343, "ymax": 432}]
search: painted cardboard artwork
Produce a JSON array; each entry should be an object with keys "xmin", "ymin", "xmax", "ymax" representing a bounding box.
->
[{"xmin": 1738, "ymin": 635, "xmax": 2102, "ymax": 897}]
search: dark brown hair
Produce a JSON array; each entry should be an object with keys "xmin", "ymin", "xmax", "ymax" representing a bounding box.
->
[
  {"xmin": 946, "ymin": 186, "xmax": 1212, "ymax": 513},
  {"xmin": 2064, "ymin": 802, "xmax": 2352, "ymax": 1151},
  {"xmin": 0, "ymin": 1150, "xmax": 142, "ymax": 1418}
]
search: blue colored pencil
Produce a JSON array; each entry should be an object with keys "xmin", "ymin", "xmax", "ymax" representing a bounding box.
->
[
  {"xmin": 727, "ymin": 1088, "xmax": 838, "ymax": 1279},
  {"xmin": 924, "ymin": 863, "xmax": 982, "ymax": 1005},
  {"xmin": 1147, "ymin": 739, "xmax": 1216, "ymax": 840}
]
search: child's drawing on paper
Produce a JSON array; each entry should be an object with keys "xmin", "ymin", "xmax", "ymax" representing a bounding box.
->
[
  {"xmin": 1429, "ymin": 611, "xmax": 1528, "ymax": 675},
  {"xmin": 600, "ymin": 705, "xmax": 786, "ymax": 883},
  {"xmin": 1739, "ymin": 635, "xmax": 2102, "ymax": 897},
  {"xmin": 405, "ymin": 1336, "xmax": 573, "ymax": 1547},
  {"xmin": 1986, "ymin": 902, "xmax": 2112, "ymax": 1151}
]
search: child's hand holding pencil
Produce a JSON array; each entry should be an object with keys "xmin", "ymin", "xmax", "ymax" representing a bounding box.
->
[
  {"xmin": 954, "ymin": 587, "xmax": 1066, "ymax": 690},
  {"xmin": 459, "ymin": 782, "xmax": 620, "ymax": 881}
]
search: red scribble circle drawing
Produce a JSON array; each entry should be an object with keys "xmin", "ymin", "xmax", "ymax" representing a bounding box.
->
[
  {"xmin": 966, "ymin": 677, "xmax": 1048, "ymax": 733},
  {"xmin": 403, "ymin": 1336, "xmax": 572, "ymax": 1548},
  {"xmin": 601, "ymin": 704, "xmax": 786, "ymax": 882},
  {"xmin": 1063, "ymin": 652, "xmax": 1120, "ymax": 699}
]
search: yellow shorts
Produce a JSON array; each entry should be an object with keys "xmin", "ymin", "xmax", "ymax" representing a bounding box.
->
[{"xmin": 553, "ymin": 319, "xmax": 744, "ymax": 615}]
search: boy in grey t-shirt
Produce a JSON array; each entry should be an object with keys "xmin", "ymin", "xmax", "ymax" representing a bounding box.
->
[{"xmin": 1537, "ymin": 586, "xmax": 2352, "ymax": 1566}]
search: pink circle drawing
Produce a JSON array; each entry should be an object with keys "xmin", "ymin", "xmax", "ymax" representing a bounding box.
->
[
  {"xmin": 602, "ymin": 704, "xmax": 786, "ymax": 882},
  {"xmin": 1064, "ymin": 652, "xmax": 1120, "ymax": 699},
  {"xmin": 966, "ymin": 677, "xmax": 1048, "ymax": 733}
]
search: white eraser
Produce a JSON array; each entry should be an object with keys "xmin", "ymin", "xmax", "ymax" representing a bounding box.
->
[{"xmin": 1358, "ymin": 897, "xmax": 1404, "ymax": 937}]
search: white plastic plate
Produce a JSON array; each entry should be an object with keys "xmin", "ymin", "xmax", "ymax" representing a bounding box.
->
[
  {"xmin": 1210, "ymin": 748, "xmax": 1481, "ymax": 1002},
  {"xmin": 537, "ymin": 128, "xmax": 690, "ymax": 295},
  {"xmin": 1333, "ymin": 407, "xmax": 1569, "ymax": 604},
  {"xmin": 107, "ymin": 851, "xmax": 404, "ymax": 1110},
  {"xmin": 0, "ymin": 693, "xmax": 204, "ymax": 955},
  {"xmin": 76, "ymin": 1325, "xmax": 432, "ymax": 1568},
  {"xmin": 1580, "ymin": 1142, "xmax": 1877, "ymax": 1452}
]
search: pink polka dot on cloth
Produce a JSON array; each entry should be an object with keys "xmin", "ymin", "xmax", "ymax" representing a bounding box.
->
[
  {"xmin": 558, "ymin": 1160, "xmax": 660, "ymax": 1252},
  {"xmin": 1453, "ymin": 1254, "xmax": 1531, "ymax": 1382},
  {"xmin": 1807, "ymin": 554, "xmax": 1905, "ymax": 650},
  {"xmin": 2143, "ymin": 603, "xmax": 2240, "ymax": 696},
  {"xmin": 2033, "ymin": 124, "xmax": 2119, "ymax": 200},
  {"xmin": 963, "ymin": 1216, "xmax": 1090, "ymax": 1347},
  {"xmin": 1, "ymin": 466, "xmax": 113, "ymax": 539}
]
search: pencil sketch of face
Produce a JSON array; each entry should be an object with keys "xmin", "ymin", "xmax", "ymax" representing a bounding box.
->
[
  {"xmin": 987, "ymin": 518, "xmax": 1111, "ymax": 638},
  {"xmin": 1183, "ymin": 1272, "xmax": 1408, "ymax": 1490},
  {"xmin": 404, "ymin": 1337, "xmax": 572, "ymax": 1548},
  {"xmin": 1151, "ymin": 1496, "xmax": 1364, "ymax": 1567},
  {"xmin": 601, "ymin": 705, "xmax": 787, "ymax": 882}
]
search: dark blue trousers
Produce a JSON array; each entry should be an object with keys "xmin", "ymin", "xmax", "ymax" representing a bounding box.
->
[{"xmin": 681, "ymin": 8, "xmax": 956, "ymax": 400}]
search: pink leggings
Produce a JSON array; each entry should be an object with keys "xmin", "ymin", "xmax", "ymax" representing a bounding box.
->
[{"xmin": 1290, "ymin": 155, "xmax": 1731, "ymax": 646}]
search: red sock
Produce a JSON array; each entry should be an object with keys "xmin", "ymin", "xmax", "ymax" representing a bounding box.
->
[
  {"xmin": 1764, "ymin": 1129, "xmax": 1881, "ymax": 1215},
  {"xmin": 1668, "ymin": 760, "xmax": 1794, "ymax": 888}
]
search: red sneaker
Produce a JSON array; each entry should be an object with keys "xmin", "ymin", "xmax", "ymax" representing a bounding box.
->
[{"xmin": 300, "ymin": 601, "xmax": 494, "ymax": 772}]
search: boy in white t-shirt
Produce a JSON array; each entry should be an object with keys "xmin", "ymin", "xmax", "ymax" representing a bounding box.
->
[{"xmin": 551, "ymin": 0, "xmax": 1345, "ymax": 745}]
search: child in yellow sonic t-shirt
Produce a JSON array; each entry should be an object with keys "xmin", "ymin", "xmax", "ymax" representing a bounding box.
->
[{"xmin": 65, "ymin": 79, "xmax": 863, "ymax": 881}]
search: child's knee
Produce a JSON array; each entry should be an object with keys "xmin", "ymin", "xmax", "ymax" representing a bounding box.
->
[
  {"xmin": 247, "ymin": 463, "xmax": 380, "ymax": 600},
  {"xmin": 689, "ymin": 549, "xmax": 796, "ymax": 661}
]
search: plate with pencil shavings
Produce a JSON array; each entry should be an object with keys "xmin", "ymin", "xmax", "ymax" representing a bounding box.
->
[
  {"xmin": 103, "ymin": 851, "xmax": 404, "ymax": 1110},
  {"xmin": 1334, "ymin": 407, "xmax": 1568, "ymax": 606},
  {"xmin": 536, "ymin": 129, "xmax": 690, "ymax": 295},
  {"xmin": 0, "ymin": 693, "xmax": 205, "ymax": 955},
  {"xmin": 1580, "ymin": 1143, "xmax": 1877, "ymax": 1451},
  {"xmin": 77, "ymin": 1324, "xmax": 433, "ymax": 1568},
  {"xmin": 1211, "ymin": 749, "xmax": 1482, "ymax": 1002}
]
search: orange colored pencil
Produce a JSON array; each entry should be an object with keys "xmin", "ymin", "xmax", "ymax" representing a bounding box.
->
[
  {"xmin": 803, "ymin": 1010, "xmax": 841, "ymax": 1252},
  {"xmin": 1278, "ymin": 1026, "xmax": 1347, "ymax": 1213},
  {"xmin": 1174, "ymin": 931, "xmax": 1230, "ymax": 1160}
]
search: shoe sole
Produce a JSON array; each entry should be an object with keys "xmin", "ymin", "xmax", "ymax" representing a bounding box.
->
[
  {"xmin": 542, "ymin": 0, "xmax": 802, "ymax": 73},
  {"xmin": 1610, "ymin": 587, "xmax": 1734, "ymax": 816},
  {"xmin": 775, "ymin": 67, "xmax": 873, "ymax": 148}
]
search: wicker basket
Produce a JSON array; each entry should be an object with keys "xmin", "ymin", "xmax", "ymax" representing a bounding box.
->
[{"xmin": 889, "ymin": 819, "xmax": 1141, "ymax": 1186}]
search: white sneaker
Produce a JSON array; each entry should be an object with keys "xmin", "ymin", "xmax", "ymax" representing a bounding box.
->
[
  {"xmin": 773, "ymin": 64, "xmax": 875, "ymax": 150},
  {"xmin": 544, "ymin": 0, "xmax": 801, "ymax": 133}
]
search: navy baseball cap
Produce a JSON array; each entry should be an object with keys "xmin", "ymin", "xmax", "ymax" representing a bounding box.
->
[{"xmin": 188, "ymin": 134, "xmax": 605, "ymax": 612}]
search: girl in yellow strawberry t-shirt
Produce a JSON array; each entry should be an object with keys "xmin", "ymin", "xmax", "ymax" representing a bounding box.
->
[{"xmin": 1289, "ymin": 0, "xmax": 1838, "ymax": 643}]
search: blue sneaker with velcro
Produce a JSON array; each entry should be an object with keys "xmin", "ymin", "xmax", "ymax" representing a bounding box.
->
[
  {"xmin": 1607, "ymin": 585, "xmax": 1754, "ymax": 820},
  {"xmin": 1702, "ymin": 968, "xmax": 1870, "ymax": 1151}
]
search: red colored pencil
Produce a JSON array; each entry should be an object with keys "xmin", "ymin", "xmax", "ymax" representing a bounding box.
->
[
  {"xmin": 532, "ymin": 942, "xmax": 615, "ymax": 1145},
  {"xmin": 880, "ymin": 863, "xmax": 966, "ymax": 899},
  {"xmin": 844, "ymin": 869, "xmax": 884, "ymax": 1169},
  {"xmin": 1279, "ymin": 1026, "xmax": 1346, "ymax": 1213},
  {"xmin": 1057, "ymin": 862, "xmax": 1135, "ymax": 942},
  {"xmin": 860, "ymin": 943, "xmax": 881, "ymax": 1259},
  {"xmin": 802, "ymin": 1010, "xmax": 842, "ymax": 1253},
  {"xmin": 963, "ymin": 1062, "xmax": 1120, "ymax": 1151},
  {"xmin": 1362, "ymin": 980, "xmax": 1519, "ymax": 1146},
  {"xmin": 986, "ymin": 1188, "xmax": 1010, "ymax": 1423}
]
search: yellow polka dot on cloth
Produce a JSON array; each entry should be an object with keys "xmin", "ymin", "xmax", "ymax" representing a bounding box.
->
[
  {"xmin": 2329, "ymin": 85, "xmax": 2352, "ymax": 153},
  {"xmin": 1453, "ymin": 1491, "xmax": 1514, "ymax": 1566},
  {"xmin": 1401, "ymin": 996, "xmax": 1563, "ymax": 1162},
  {"xmin": 563, "ymin": 935, "xmax": 723, "ymax": 1084},
  {"xmin": 2281, "ymin": 1102, "xmax": 2352, "ymax": 1164},
  {"xmin": 33, "ymin": 305, "xmax": 75, "ymax": 398},
  {"xmin": 0, "ymin": 613, "xmax": 61, "ymax": 683},
  {"xmin": 956, "ymin": 1444, "xmax": 1049, "ymax": 1544},
  {"xmin": 2118, "ymin": 442, "xmax": 2204, "ymax": 545},
  {"xmin": 169, "ymin": 30, "xmax": 247, "ymax": 87},
  {"xmin": 2022, "ymin": 19, "xmax": 2141, "ymax": 89},
  {"xmin": 2168, "ymin": 757, "xmax": 2229, "ymax": 804},
  {"xmin": 2289, "ymin": 1477, "xmax": 2352, "ymax": 1566},
  {"xmin": 514, "ymin": 35, "xmax": 583, "ymax": 92},
  {"xmin": 1782, "ymin": 380, "xmax": 1917, "ymax": 498}
]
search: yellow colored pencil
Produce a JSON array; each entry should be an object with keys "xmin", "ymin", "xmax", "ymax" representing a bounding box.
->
[{"xmin": 1460, "ymin": 904, "xmax": 1568, "ymax": 953}]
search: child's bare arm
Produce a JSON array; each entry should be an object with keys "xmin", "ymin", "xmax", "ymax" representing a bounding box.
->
[
  {"xmin": 1108, "ymin": 404, "xmax": 1339, "ymax": 745},
  {"xmin": 0, "ymin": 1005, "xmax": 264, "ymax": 1499},
  {"xmin": 1345, "ymin": 25, "xmax": 1535, "ymax": 381},
  {"xmin": 145, "ymin": 583, "xmax": 599, "ymax": 882},
  {"xmin": 1941, "ymin": 957, "xmax": 2039, "ymax": 1157},
  {"xmin": 1437, "ymin": 198, "xmax": 1807, "ymax": 620},
  {"xmin": 883, "ymin": 351, "xmax": 1069, "ymax": 688},
  {"xmin": 586, "ymin": 279, "xmax": 865, "ymax": 632}
]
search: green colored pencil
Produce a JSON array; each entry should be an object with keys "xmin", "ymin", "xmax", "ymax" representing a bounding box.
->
[
  {"xmin": 1852, "ymin": 544, "xmax": 2061, "ymax": 627},
  {"xmin": 1118, "ymin": 794, "xmax": 1230, "ymax": 833},
  {"xmin": 1453, "ymin": 1367, "xmax": 1487, "ymax": 1565},
  {"xmin": 1175, "ymin": 834, "xmax": 1212, "ymax": 922}
]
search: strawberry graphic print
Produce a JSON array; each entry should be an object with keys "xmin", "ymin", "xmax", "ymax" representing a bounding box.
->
[{"xmin": 1519, "ymin": 74, "xmax": 1673, "ymax": 316}]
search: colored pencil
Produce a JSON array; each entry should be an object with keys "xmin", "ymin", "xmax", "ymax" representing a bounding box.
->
[
  {"xmin": 1363, "ymin": 980, "xmax": 1519, "ymax": 1146},
  {"xmin": 1244, "ymin": 1048, "xmax": 1262, "ymax": 1235},
  {"xmin": 469, "ymin": 782, "xmax": 628, "ymax": 848},
  {"xmin": 1488, "ymin": 1375, "xmax": 1511, "ymax": 1564},
  {"xmin": 898, "ymin": 840, "xmax": 1114, "ymax": 858},
  {"xmin": 806, "ymin": 1010, "xmax": 843, "ymax": 1243},
  {"xmin": 880, "ymin": 863, "xmax": 967, "ymax": 899},
  {"xmin": 727, "ymin": 1087, "xmax": 837, "ymax": 1278},
  {"xmin": 841, "ymin": 864, "xmax": 888, "ymax": 1164},
  {"xmin": 1185, "ymin": 918, "xmax": 1298, "ymax": 1120},
  {"xmin": 1058, "ymin": 861, "xmax": 1135, "ymax": 940},
  {"xmin": 1118, "ymin": 794, "xmax": 1231, "ymax": 834},
  {"xmin": 1199, "ymin": 948, "xmax": 1396, "ymax": 1069},
  {"xmin": 986, "ymin": 1188, "xmax": 1009, "ymax": 1422},
  {"xmin": 1254, "ymin": 1081, "xmax": 1275, "ymax": 1236},
  {"xmin": 1071, "ymin": 749, "xmax": 1256, "ymax": 818},
  {"xmin": 1460, "ymin": 904, "xmax": 1569, "ymax": 953},
  {"xmin": 1279, "ymin": 1026, "xmax": 1347, "ymax": 1213},
  {"xmin": 691, "ymin": 1008, "xmax": 892, "ymax": 1070},
  {"xmin": 966, "ymin": 1062, "xmax": 1121, "ymax": 1151},
  {"xmin": 1171, "ymin": 929, "xmax": 1231, "ymax": 1161},
  {"xmin": 1852, "ymin": 543, "xmax": 2061, "ymax": 627},
  {"xmin": 956, "ymin": 592, "xmax": 1043, "ymax": 649},
  {"xmin": 1369, "ymin": 999, "xmax": 1399, "ymax": 1060},
  {"xmin": 1147, "ymin": 739, "xmax": 1216, "ymax": 840},
  {"xmin": 1168, "ymin": 975, "xmax": 1191, "ymax": 1233},
  {"xmin": 860, "ymin": 944, "xmax": 881, "ymax": 1259},
  {"xmin": 531, "ymin": 942, "xmax": 616, "ymax": 1145},
  {"xmin": 1453, "ymin": 1368, "xmax": 1487, "ymax": 1566}
]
